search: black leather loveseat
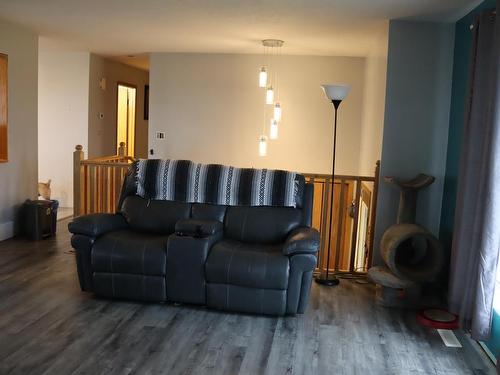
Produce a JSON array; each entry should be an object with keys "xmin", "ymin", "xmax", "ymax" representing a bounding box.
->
[{"xmin": 68, "ymin": 163, "xmax": 320, "ymax": 315}]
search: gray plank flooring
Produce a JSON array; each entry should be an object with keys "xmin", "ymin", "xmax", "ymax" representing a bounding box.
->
[{"xmin": 0, "ymin": 219, "xmax": 495, "ymax": 375}]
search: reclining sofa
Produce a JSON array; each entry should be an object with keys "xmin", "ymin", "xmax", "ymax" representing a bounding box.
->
[{"xmin": 68, "ymin": 160, "xmax": 320, "ymax": 315}]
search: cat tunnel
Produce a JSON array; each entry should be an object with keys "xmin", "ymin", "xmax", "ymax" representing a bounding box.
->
[
  {"xmin": 368, "ymin": 174, "xmax": 444, "ymax": 307},
  {"xmin": 380, "ymin": 224, "xmax": 444, "ymax": 283}
]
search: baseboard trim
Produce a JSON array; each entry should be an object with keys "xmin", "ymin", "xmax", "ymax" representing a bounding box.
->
[
  {"xmin": 0, "ymin": 221, "xmax": 14, "ymax": 241},
  {"xmin": 478, "ymin": 340, "xmax": 497, "ymax": 366}
]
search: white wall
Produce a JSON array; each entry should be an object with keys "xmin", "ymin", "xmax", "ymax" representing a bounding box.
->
[
  {"xmin": 373, "ymin": 20, "xmax": 455, "ymax": 265},
  {"xmin": 358, "ymin": 22, "xmax": 389, "ymax": 176},
  {"xmin": 38, "ymin": 37, "xmax": 90, "ymax": 208},
  {"xmin": 0, "ymin": 20, "xmax": 38, "ymax": 240},
  {"xmin": 149, "ymin": 53, "xmax": 366, "ymax": 175}
]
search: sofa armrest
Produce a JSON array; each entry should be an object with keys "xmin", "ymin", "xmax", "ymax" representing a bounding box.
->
[
  {"xmin": 283, "ymin": 227, "xmax": 320, "ymax": 256},
  {"xmin": 175, "ymin": 219, "xmax": 223, "ymax": 238},
  {"xmin": 68, "ymin": 213, "xmax": 128, "ymax": 237}
]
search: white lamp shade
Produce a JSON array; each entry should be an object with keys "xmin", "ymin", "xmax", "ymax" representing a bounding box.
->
[{"xmin": 321, "ymin": 84, "xmax": 351, "ymax": 101}]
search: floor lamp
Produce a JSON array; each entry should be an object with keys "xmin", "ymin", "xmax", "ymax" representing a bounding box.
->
[{"xmin": 315, "ymin": 84, "xmax": 351, "ymax": 287}]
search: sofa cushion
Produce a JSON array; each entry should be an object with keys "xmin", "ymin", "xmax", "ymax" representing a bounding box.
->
[
  {"xmin": 68, "ymin": 213, "xmax": 128, "ymax": 238},
  {"xmin": 224, "ymin": 206, "xmax": 302, "ymax": 244},
  {"xmin": 205, "ymin": 239, "xmax": 289, "ymax": 290},
  {"xmin": 175, "ymin": 219, "xmax": 223, "ymax": 237},
  {"xmin": 207, "ymin": 284, "xmax": 286, "ymax": 316},
  {"xmin": 191, "ymin": 203, "xmax": 227, "ymax": 222},
  {"xmin": 93, "ymin": 272, "xmax": 166, "ymax": 302},
  {"xmin": 92, "ymin": 230, "xmax": 168, "ymax": 276},
  {"xmin": 121, "ymin": 196, "xmax": 191, "ymax": 234}
]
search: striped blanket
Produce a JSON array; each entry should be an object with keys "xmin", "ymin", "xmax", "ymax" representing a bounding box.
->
[{"xmin": 135, "ymin": 159, "xmax": 304, "ymax": 208}]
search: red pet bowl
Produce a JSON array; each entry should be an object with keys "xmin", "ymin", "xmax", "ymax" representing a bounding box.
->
[{"xmin": 417, "ymin": 308, "xmax": 459, "ymax": 330}]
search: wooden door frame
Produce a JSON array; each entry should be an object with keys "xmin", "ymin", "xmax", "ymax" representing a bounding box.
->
[
  {"xmin": 357, "ymin": 181, "xmax": 373, "ymax": 271},
  {"xmin": 115, "ymin": 82, "xmax": 137, "ymax": 156},
  {"xmin": 0, "ymin": 53, "xmax": 8, "ymax": 163}
]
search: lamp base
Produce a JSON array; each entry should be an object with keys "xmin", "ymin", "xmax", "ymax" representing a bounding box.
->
[{"xmin": 314, "ymin": 274, "xmax": 340, "ymax": 286}]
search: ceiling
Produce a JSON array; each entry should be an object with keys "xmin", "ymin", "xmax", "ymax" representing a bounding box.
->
[
  {"xmin": 0, "ymin": 0, "xmax": 480, "ymax": 66},
  {"xmin": 109, "ymin": 54, "xmax": 150, "ymax": 71}
]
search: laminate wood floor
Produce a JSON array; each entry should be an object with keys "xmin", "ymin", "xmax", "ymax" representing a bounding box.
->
[{"xmin": 0, "ymin": 219, "xmax": 495, "ymax": 375}]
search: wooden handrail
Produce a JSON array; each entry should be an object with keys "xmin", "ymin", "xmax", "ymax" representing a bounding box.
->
[
  {"xmin": 86, "ymin": 156, "xmax": 130, "ymax": 162},
  {"xmin": 305, "ymin": 160, "xmax": 380, "ymax": 274},
  {"xmin": 73, "ymin": 144, "xmax": 135, "ymax": 217},
  {"xmin": 302, "ymin": 173, "xmax": 376, "ymax": 182},
  {"xmin": 80, "ymin": 160, "xmax": 133, "ymax": 166}
]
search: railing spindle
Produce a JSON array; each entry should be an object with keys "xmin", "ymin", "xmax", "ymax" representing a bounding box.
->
[
  {"xmin": 85, "ymin": 164, "xmax": 90, "ymax": 215},
  {"xmin": 319, "ymin": 177, "xmax": 330, "ymax": 273},
  {"xmin": 334, "ymin": 179, "xmax": 347, "ymax": 272},
  {"xmin": 73, "ymin": 145, "xmax": 84, "ymax": 217}
]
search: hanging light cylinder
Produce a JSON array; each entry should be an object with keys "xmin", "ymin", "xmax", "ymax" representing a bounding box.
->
[
  {"xmin": 266, "ymin": 86, "xmax": 274, "ymax": 104},
  {"xmin": 259, "ymin": 67, "xmax": 267, "ymax": 88},
  {"xmin": 274, "ymin": 102, "xmax": 282, "ymax": 122},
  {"xmin": 270, "ymin": 119, "xmax": 279, "ymax": 140},
  {"xmin": 259, "ymin": 135, "xmax": 268, "ymax": 156}
]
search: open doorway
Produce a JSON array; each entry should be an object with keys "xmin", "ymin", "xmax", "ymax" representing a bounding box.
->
[
  {"xmin": 354, "ymin": 182, "xmax": 373, "ymax": 272},
  {"xmin": 116, "ymin": 83, "xmax": 136, "ymax": 157}
]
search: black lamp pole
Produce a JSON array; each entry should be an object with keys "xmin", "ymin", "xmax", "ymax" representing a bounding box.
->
[{"xmin": 315, "ymin": 99, "xmax": 342, "ymax": 286}]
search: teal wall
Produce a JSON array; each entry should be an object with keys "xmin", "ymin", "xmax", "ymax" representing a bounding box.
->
[
  {"xmin": 438, "ymin": 0, "xmax": 497, "ymax": 358},
  {"xmin": 486, "ymin": 311, "xmax": 500, "ymax": 361},
  {"xmin": 439, "ymin": 0, "xmax": 496, "ymax": 256}
]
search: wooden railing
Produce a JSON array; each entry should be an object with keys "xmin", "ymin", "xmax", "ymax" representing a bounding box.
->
[
  {"xmin": 73, "ymin": 145, "xmax": 379, "ymax": 272},
  {"xmin": 73, "ymin": 142, "xmax": 135, "ymax": 217},
  {"xmin": 305, "ymin": 161, "xmax": 380, "ymax": 274}
]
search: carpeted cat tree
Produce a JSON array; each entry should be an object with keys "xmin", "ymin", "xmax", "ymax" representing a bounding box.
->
[{"xmin": 368, "ymin": 174, "xmax": 444, "ymax": 308}]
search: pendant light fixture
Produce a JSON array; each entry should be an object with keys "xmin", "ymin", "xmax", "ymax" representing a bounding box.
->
[
  {"xmin": 270, "ymin": 119, "xmax": 279, "ymax": 140},
  {"xmin": 259, "ymin": 67, "xmax": 267, "ymax": 88},
  {"xmin": 273, "ymin": 102, "xmax": 282, "ymax": 122},
  {"xmin": 259, "ymin": 135, "xmax": 268, "ymax": 156},
  {"xmin": 258, "ymin": 45, "xmax": 268, "ymax": 88},
  {"xmin": 266, "ymin": 86, "xmax": 274, "ymax": 104},
  {"xmin": 258, "ymin": 39, "xmax": 284, "ymax": 155}
]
